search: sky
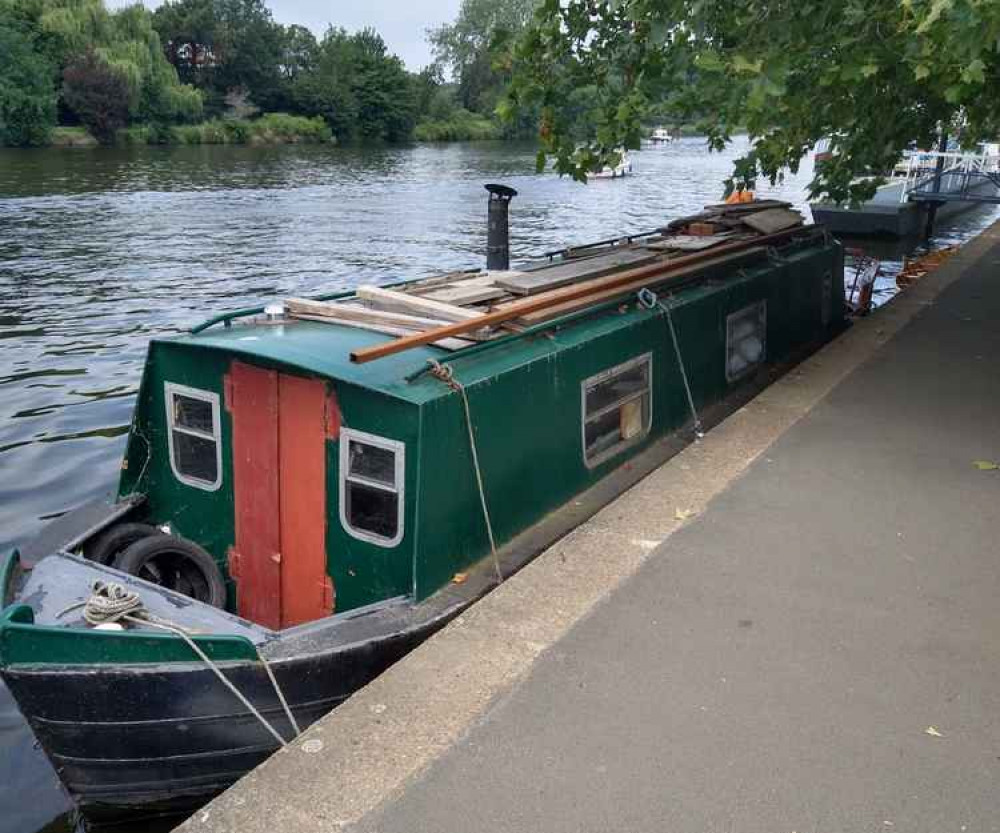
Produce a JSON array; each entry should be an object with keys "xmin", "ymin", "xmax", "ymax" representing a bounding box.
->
[{"xmin": 110, "ymin": 0, "xmax": 464, "ymax": 70}]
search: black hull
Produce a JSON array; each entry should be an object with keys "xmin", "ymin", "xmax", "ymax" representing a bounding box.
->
[{"xmin": 3, "ymin": 626, "xmax": 431, "ymax": 819}]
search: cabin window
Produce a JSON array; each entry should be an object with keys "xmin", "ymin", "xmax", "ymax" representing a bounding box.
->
[
  {"xmin": 726, "ymin": 301, "xmax": 767, "ymax": 382},
  {"xmin": 339, "ymin": 428, "xmax": 405, "ymax": 547},
  {"xmin": 582, "ymin": 354, "xmax": 652, "ymax": 467},
  {"xmin": 165, "ymin": 383, "xmax": 222, "ymax": 491}
]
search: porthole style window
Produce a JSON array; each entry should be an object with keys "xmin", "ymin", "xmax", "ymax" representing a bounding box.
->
[
  {"xmin": 582, "ymin": 353, "xmax": 652, "ymax": 467},
  {"xmin": 339, "ymin": 428, "xmax": 405, "ymax": 547},
  {"xmin": 165, "ymin": 383, "xmax": 223, "ymax": 491},
  {"xmin": 726, "ymin": 301, "xmax": 767, "ymax": 382}
]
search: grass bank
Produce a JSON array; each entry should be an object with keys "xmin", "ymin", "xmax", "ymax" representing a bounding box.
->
[
  {"xmin": 35, "ymin": 113, "xmax": 334, "ymax": 148},
  {"xmin": 119, "ymin": 113, "xmax": 333, "ymax": 146},
  {"xmin": 414, "ymin": 110, "xmax": 501, "ymax": 142}
]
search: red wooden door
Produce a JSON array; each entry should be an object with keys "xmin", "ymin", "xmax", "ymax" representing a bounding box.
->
[
  {"xmin": 227, "ymin": 362, "xmax": 333, "ymax": 629},
  {"xmin": 278, "ymin": 374, "xmax": 334, "ymax": 627}
]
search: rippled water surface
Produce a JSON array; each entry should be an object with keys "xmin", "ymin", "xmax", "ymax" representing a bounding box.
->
[{"xmin": 1, "ymin": 138, "xmax": 998, "ymax": 833}]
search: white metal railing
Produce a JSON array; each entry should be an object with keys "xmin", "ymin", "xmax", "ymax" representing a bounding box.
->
[{"xmin": 899, "ymin": 149, "xmax": 1000, "ymax": 202}]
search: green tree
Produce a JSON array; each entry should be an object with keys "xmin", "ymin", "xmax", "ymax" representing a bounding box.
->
[
  {"xmin": 290, "ymin": 27, "xmax": 415, "ymax": 142},
  {"xmin": 62, "ymin": 48, "xmax": 130, "ymax": 143},
  {"xmin": 507, "ymin": 0, "xmax": 1000, "ymax": 201},
  {"xmin": 3, "ymin": 0, "xmax": 201, "ymax": 133},
  {"xmin": 153, "ymin": 0, "xmax": 283, "ymax": 112},
  {"xmin": 429, "ymin": 0, "xmax": 536, "ymax": 116},
  {"xmin": 0, "ymin": 18, "xmax": 58, "ymax": 145}
]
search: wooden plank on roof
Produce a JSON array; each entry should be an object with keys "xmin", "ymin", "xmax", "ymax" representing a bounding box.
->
[
  {"xmin": 286, "ymin": 298, "xmax": 449, "ymax": 330},
  {"xmin": 494, "ymin": 248, "xmax": 660, "ymax": 296},
  {"xmin": 740, "ymin": 207, "xmax": 804, "ymax": 234},
  {"xmin": 356, "ymin": 285, "xmax": 485, "ymax": 322},
  {"xmin": 512, "ymin": 247, "xmax": 768, "ymax": 325},
  {"xmin": 421, "ymin": 283, "xmax": 507, "ymax": 306},
  {"xmin": 404, "ymin": 269, "xmax": 483, "ymax": 294},
  {"xmin": 291, "ymin": 313, "xmax": 473, "ymax": 351},
  {"xmin": 349, "ymin": 226, "xmax": 810, "ymax": 363},
  {"xmin": 647, "ymin": 234, "xmax": 737, "ymax": 252}
]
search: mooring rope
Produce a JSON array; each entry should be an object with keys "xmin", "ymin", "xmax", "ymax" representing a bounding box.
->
[
  {"xmin": 58, "ymin": 581, "xmax": 300, "ymax": 745},
  {"xmin": 427, "ymin": 359, "xmax": 504, "ymax": 585},
  {"xmin": 637, "ymin": 288, "xmax": 704, "ymax": 438}
]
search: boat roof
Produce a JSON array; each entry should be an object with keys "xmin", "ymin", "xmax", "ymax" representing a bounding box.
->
[
  {"xmin": 167, "ymin": 320, "xmax": 453, "ymax": 405},
  {"xmin": 167, "ymin": 290, "xmax": 688, "ymax": 406},
  {"xmin": 166, "ymin": 204, "xmax": 812, "ymax": 406}
]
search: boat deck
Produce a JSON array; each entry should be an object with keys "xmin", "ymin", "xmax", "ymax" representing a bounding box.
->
[{"xmin": 214, "ymin": 200, "xmax": 806, "ymax": 358}]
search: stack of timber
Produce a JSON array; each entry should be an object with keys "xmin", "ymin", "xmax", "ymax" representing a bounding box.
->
[{"xmin": 278, "ymin": 201, "xmax": 808, "ymax": 360}]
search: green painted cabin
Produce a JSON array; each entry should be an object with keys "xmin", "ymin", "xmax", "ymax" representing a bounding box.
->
[{"xmin": 115, "ymin": 232, "xmax": 844, "ymax": 629}]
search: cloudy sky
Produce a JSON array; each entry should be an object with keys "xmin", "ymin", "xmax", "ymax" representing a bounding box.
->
[{"xmin": 113, "ymin": 0, "xmax": 464, "ymax": 70}]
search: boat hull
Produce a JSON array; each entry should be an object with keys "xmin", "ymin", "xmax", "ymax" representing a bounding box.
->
[{"xmin": 2, "ymin": 628, "xmax": 428, "ymax": 819}]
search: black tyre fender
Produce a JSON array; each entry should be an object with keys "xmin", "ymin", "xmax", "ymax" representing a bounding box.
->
[
  {"xmin": 116, "ymin": 534, "xmax": 227, "ymax": 609},
  {"xmin": 84, "ymin": 522, "xmax": 163, "ymax": 566}
]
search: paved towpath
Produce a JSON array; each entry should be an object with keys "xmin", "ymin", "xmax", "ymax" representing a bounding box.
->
[{"xmin": 351, "ymin": 233, "xmax": 1000, "ymax": 831}]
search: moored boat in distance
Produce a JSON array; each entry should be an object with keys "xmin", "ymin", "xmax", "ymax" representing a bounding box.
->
[
  {"xmin": 650, "ymin": 126, "xmax": 673, "ymax": 143},
  {"xmin": 587, "ymin": 148, "xmax": 633, "ymax": 179},
  {"xmin": 0, "ymin": 191, "xmax": 844, "ymax": 820}
]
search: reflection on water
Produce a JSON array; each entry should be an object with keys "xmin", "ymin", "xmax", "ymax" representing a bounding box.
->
[{"xmin": 1, "ymin": 138, "xmax": 997, "ymax": 833}]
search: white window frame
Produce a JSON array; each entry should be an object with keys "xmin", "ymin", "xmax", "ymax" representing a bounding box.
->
[
  {"xmin": 725, "ymin": 301, "xmax": 768, "ymax": 383},
  {"xmin": 581, "ymin": 353, "xmax": 653, "ymax": 469},
  {"xmin": 164, "ymin": 382, "xmax": 223, "ymax": 492},
  {"xmin": 339, "ymin": 427, "xmax": 405, "ymax": 548}
]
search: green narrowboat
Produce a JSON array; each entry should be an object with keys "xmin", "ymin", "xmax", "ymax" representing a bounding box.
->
[{"xmin": 0, "ymin": 194, "xmax": 845, "ymax": 818}]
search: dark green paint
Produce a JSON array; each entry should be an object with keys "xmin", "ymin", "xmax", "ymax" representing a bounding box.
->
[
  {"xmin": 119, "ymin": 236, "xmax": 841, "ymax": 613},
  {"xmin": 0, "ymin": 613, "xmax": 257, "ymax": 668}
]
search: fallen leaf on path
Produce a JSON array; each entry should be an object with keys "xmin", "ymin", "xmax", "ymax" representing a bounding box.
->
[
  {"xmin": 924, "ymin": 726, "xmax": 944, "ymax": 737},
  {"xmin": 972, "ymin": 460, "xmax": 999, "ymax": 471}
]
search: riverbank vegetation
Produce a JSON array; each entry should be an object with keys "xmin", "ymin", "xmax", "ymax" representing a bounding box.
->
[{"xmin": 0, "ymin": 0, "xmax": 537, "ymax": 148}]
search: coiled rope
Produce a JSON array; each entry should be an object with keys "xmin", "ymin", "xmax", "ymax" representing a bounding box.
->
[
  {"xmin": 637, "ymin": 288, "xmax": 704, "ymax": 438},
  {"xmin": 427, "ymin": 359, "xmax": 504, "ymax": 584},
  {"xmin": 59, "ymin": 581, "xmax": 300, "ymax": 746}
]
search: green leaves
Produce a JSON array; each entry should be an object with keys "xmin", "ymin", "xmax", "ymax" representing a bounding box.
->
[
  {"xmin": 732, "ymin": 54, "xmax": 762, "ymax": 75},
  {"xmin": 509, "ymin": 0, "xmax": 1000, "ymax": 201},
  {"xmin": 962, "ymin": 59, "xmax": 986, "ymax": 85}
]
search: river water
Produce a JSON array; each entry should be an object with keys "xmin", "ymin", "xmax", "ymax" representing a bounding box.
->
[{"xmin": 1, "ymin": 138, "xmax": 997, "ymax": 833}]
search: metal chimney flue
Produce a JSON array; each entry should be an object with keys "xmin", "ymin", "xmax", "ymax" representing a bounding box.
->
[{"xmin": 485, "ymin": 183, "xmax": 517, "ymax": 271}]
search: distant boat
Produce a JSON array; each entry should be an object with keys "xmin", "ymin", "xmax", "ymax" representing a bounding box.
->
[
  {"xmin": 589, "ymin": 150, "xmax": 633, "ymax": 180},
  {"xmin": 650, "ymin": 127, "xmax": 673, "ymax": 143}
]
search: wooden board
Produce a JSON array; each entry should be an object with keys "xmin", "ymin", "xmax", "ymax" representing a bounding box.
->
[
  {"xmin": 349, "ymin": 226, "xmax": 809, "ymax": 363},
  {"xmin": 356, "ymin": 285, "xmax": 485, "ymax": 321},
  {"xmin": 511, "ymin": 247, "xmax": 767, "ymax": 325},
  {"xmin": 740, "ymin": 208, "xmax": 804, "ymax": 234},
  {"xmin": 495, "ymin": 248, "xmax": 659, "ymax": 295},
  {"xmin": 647, "ymin": 234, "xmax": 736, "ymax": 252},
  {"xmin": 421, "ymin": 283, "xmax": 507, "ymax": 305},
  {"xmin": 286, "ymin": 298, "xmax": 448, "ymax": 330},
  {"xmin": 292, "ymin": 313, "xmax": 474, "ymax": 351},
  {"xmin": 704, "ymin": 199, "xmax": 792, "ymax": 213},
  {"xmin": 402, "ymin": 269, "xmax": 482, "ymax": 294}
]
